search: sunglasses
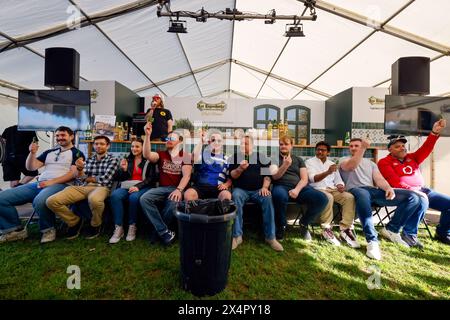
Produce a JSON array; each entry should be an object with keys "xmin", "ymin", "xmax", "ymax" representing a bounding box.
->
[
  {"xmin": 210, "ymin": 138, "xmax": 223, "ymax": 143},
  {"xmin": 55, "ymin": 149, "xmax": 62, "ymax": 162},
  {"xmin": 165, "ymin": 137, "xmax": 178, "ymax": 142}
]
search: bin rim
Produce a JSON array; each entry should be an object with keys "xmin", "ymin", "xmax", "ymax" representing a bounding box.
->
[{"xmin": 176, "ymin": 210, "xmax": 236, "ymax": 223}]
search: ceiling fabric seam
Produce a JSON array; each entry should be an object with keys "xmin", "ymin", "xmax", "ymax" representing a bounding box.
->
[
  {"xmin": 292, "ymin": 0, "xmax": 419, "ymax": 99},
  {"xmin": 68, "ymin": 0, "xmax": 166, "ymax": 95},
  {"xmin": 0, "ymin": 0, "xmax": 158, "ymax": 53}
]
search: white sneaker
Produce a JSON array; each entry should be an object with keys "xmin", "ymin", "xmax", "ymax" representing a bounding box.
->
[
  {"xmin": 322, "ymin": 228, "xmax": 341, "ymax": 246},
  {"xmin": 109, "ymin": 225, "xmax": 124, "ymax": 244},
  {"xmin": 366, "ymin": 241, "xmax": 382, "ymax": 260},
  {"xmin": 380, "ymin": 227, "xmax": 409, "ymax": 247},
  {"xmin": 40, "ymin": 229, "xmax": 56, "ymax": 244},
  {"xmin": 126, "ymin": 224, "xmax": 137, "ymax": 242},
  {"xmin": 0, "ymin": 229, "xmax": 28, "ymax": 243},
  {"xmin": 232, "ymin": 236, "xmax": 243, "ymax": 250},
  {"xmin": 340, "ymin": 228, "xmax": 361, "ymax": 248}
]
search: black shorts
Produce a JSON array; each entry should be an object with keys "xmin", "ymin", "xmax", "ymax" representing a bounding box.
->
[
  {"xmin": 2, "ymin": 156, "xmax": 39, "ymax": 181},
  {"xmin": 191, "ymin": 185, "xmax": 225, "ymax": 199}
]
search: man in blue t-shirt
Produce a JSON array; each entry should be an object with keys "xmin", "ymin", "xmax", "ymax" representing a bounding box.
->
[
  {"xmin": 228, "ymin": 135, "xmax": 283, "ymax": 252},
  {"xmin": 0, "ymin": 126, "xmax": 84, "ymax": 244},
  {"xmin": 184, "ymin": 130, "xmax": 232, "ymax": 201}
]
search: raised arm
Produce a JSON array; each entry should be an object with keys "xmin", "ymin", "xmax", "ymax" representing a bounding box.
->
[
  {"xmin": 143, "ymin": 123, "xmax": 159, "ymax": 163},
  {"xmin": 26, "ymin": 142, "xmax": 44, "ymax": 171},
  {"xmin": 340, "ymin": 140, "xmax": 369, "ymax": 171},
  {"xmin": 271, "ymin": 154, "xmax": 292, "ymax": 180}
]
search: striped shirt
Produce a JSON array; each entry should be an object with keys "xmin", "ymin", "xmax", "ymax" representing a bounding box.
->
[
  {"xmin": 78, "ymin": 153, "xmax": 119, "ymax": 188},
  {"xmin": 194, "ymin": 151, "xmax": 230, "ymax": 186}
]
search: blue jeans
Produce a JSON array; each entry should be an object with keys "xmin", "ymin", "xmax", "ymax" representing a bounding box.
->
[
  {"xmin": 231, "ymin": 188, "xmax": 276, "ymax": 240},
  {"xmin": 420, "ymin": 187, "xmax": 450, "ymax": 236},
  {"xmin": 272, "ymin": 185, "xmax": 329, "ymax": 228},
  {"xmin": 0, "ymin": 182, "xmax": 68, "ymax": 233},
  {"xmin": 110, "ymin": 187, "xmax": 150, "ymax": 226},
  {"xmin": 139, "ymin": 186, "xmax": 177, "ymax": 236},
  {"xmin": 350, "ymin": 187, "xmax": 423, "ymax": 242}
]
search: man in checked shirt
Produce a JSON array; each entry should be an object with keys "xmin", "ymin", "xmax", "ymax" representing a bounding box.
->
[{"xmin": 46, "ymin": 135, "xmax": 119, "ymax": 239}]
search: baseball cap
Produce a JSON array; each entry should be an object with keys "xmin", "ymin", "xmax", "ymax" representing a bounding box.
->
[
  {"xmin": 387, "ymin": 135, "xmax": 407, "ymax": 148},
  {"xmin": 152, "ymin": 93, "xmax": 162, "ymax": 101}
]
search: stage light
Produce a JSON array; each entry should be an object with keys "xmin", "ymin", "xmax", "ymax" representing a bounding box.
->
[
  {"xmin": 168, "ymin": 20, "xmax": 187, "ymax": 33},
  {"xmin": 284, "ymin": 23, "xmax": 305, "ymax": 37}
]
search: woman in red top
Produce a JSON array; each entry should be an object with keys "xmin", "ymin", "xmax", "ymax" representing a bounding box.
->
[{"xmin": 109, "ymin": 139, "xmax": 156, "ymax": 244}]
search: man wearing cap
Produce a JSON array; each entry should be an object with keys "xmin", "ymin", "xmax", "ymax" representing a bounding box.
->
[
  {"xmin": 145, "ymin": 94, "xmax": 173, "ymax": 141},
  {"xmin": 378, "ymin": 119, "xmax": 449, "ymax": 245}
]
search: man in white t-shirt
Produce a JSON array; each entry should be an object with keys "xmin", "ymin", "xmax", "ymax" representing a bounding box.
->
[
  {"xmin": 0, "ymin": 126, "xmax": 84, "ymax": 244},
  {"xmin": 305, "ymin": 141, "xmax": 359, "ymax": 248}
]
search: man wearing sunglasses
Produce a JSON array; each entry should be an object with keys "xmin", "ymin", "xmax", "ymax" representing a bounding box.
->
[
  {"xmin": 378, "ymin": 119, "xmax": 449, "ymax": 245},
  {"xmin": 140, "ymin": 123, "xmax": 192, "ymax": 246},
  {"xmin": 184, "ymin": 130, "xmax": 232, "ymax": 201},
  {"xmin": 0, "ymin": 126, "xmax": 84, "ymax": 244}
]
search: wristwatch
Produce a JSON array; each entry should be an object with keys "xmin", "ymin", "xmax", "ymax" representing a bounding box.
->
[{"xmin": 176, "ymin": 187, "xmax": 183, "ymax": 192}]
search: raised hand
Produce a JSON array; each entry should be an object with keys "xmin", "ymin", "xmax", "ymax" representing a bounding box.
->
[
  {"xmin": 239, "ymin": 160, "xmax": 249, "ymax": 171},
  {"xmin": 283, "ymin": 154, "xmax": 292, "ymax": 167},
  {"xmin": 327, "ymin": 164, "xmax": 338, "ymax": 174},
  {"xmin": 144, "ymin": 122, "xmax": 153, "ymax": 136},
  {"xmin": 120, "ymin": 158, "xmax": 128, "ymax": 171},
  {"xmin": 75, "ymin": 158, "xmax": 85, "ymax": 171},
  {"xmin": 432, "ymin": 119, "xmax": 447, "ymax": 134},
  {"xmin": 29, "ymin": 142, "xmax": 39, "ymax": 154},
  {"xmin": 361, "ymin": 139, "xmax": 371, "ymax": 149}
]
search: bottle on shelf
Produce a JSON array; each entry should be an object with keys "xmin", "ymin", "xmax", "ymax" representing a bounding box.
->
[
  {"xmin": 344, "ymin": 131, "xmax": 351, "ymax": 146},
  {"xmin": 267, "ymin": 121, "xmax": 273, "ymax": 140},
  {"xmin": 284, "ymin": 120, "xmax": 289, "ymax": 136},
  {"xmin": 114, "ymin": 122, "xmax": 119, "ymax": 141},
  {"xmin": 129, "ymin": 126, "xmax": 137, "ymax": 141},
  {"xmin": 272, "ymin": 120, "xmax": 279, "ymax": 139},
  {"xmin": 85, "ymin": 124, "xmax": 92, "ymax": 140},
  {"xmin": 124, "ymin": 122, "xmax": 129, "ymax": 141},
  {"xmin": 117, "ymin": 122, "xmax": 124, "ymax": 141}
]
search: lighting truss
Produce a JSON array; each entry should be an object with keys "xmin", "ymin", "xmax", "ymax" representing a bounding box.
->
[{"xmin": 156, "ymin": 0, "xmax": 317, "ymax": 36}]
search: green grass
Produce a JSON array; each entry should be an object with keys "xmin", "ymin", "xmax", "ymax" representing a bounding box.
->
[{"xmin": 0, "ymin": 224, "xmax": 449, "ymax": 300}]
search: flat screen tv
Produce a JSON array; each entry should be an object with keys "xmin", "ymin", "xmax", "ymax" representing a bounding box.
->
[
  {"xmin": 384, "ymin": 95, "xmax": 450, "ymax": 137},
  {"xmin": 18, "ymin": 90, "xmax": 91, "ymax": 131}
]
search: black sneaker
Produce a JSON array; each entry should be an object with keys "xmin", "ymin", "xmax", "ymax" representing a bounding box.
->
[
  {"xmin": 85, "ymin": 225, "xmax": 101, "ymax": 239},
  {"xmin": 160, "ymin": 230, "xmax": 176, "ymax": 246},
  {"xmin": 435, "ymin": 233, "xmax": 450, "ymax": 245},
  {"xmin": 66, "ymin": 219, "xmax": 83, "ymax": 240},
  {"xmin": 401, "ymin": 232, "xmax": 424, "ymax": 249},
  {"xmin": 276, "ymin": 226, "xmax": 286, "ymax": 241},
  {"xmin": 299, "ymin": 224, "xmax": 312, "ymax": 242}
]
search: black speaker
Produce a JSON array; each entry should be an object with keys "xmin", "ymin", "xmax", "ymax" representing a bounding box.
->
[
  {"xmin": 44, "ymin": 47, "xmax": 80, "ymax": 89},
  {"xmin": 391, "ymin": 56, "xmax": 430, "ymax": 95}
]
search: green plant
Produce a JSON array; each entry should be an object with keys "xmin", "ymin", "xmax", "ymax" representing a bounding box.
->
[{"xmin": 175, "ymin": 118, "xmax": 194, "ymax": 132}]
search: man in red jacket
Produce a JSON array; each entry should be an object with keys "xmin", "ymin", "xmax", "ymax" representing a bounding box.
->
[{"xmin": 378, "ymin": 119, "xmax": 449, "ymax": 245}]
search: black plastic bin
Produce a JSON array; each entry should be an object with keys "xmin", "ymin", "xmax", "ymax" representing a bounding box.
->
[{"xmin": 176, "ymin": 200, "xmax": 236, "ymax": 297}]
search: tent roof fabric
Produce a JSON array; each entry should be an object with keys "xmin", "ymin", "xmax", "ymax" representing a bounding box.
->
[{"xmin": 1, "ymin": 0, "xmax": 449, "ymax": 100}]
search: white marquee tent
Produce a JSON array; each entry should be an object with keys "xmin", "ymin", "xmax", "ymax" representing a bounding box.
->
[{"xmin": 1, "ymin": 0, "xmax": 450, "ymax": 100}]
